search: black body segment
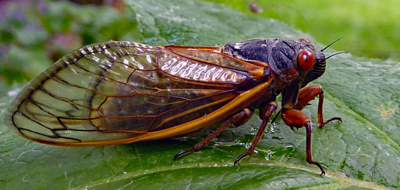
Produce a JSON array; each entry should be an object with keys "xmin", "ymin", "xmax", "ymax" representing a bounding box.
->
[{"xmin": 222, "ymin": 38, "xmax": 327, "ymax": 85}]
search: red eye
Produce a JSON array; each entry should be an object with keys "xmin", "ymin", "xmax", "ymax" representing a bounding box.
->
[
  {"xmin": 299, "ymin": 38, "xmax": 311, "ymax": 43},
  {"xmin": 298, "ymin": 49, "xmax": 315, "ymax": 71}
]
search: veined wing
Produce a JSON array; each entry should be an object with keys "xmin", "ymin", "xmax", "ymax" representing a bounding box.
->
[{"xmin": 4, "ymin": 41, "xmax": 266, "ymax": 146}]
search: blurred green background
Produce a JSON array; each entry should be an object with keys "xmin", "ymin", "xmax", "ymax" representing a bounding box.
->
[
  {"xmin": 207, "ymin": 0, "xmax": 400, "ymax": 62},
  {"xmin": 0, "ymin": 0, "xmax": 399, "ymax": 85}
]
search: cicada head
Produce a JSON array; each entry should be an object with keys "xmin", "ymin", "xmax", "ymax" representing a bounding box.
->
[{"xmin": 296, "ymin": 38, "xmax": 327, "ymax": 87}]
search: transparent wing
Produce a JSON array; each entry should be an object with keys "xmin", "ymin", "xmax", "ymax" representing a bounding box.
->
[{"xmin": 4, "ymin": 41, "xmax": 264, "ymax": 145}]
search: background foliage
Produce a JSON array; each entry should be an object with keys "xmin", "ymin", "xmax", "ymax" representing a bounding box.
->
[{"xmin": 207, "ymin": 0, "xmax": 400, "ymax": 62}]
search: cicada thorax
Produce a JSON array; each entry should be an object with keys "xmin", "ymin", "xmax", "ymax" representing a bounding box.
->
[
  {"xmin": 222, "ymin": 38, "xmax": 327, "ymax": 98},
  {"xmin": 224, "ymin": 39, "xmax": 324, "ymax": 78}
]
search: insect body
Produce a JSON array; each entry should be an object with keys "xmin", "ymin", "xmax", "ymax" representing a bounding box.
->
[{"xmin": 4, "ymin": 38, "xmax": 341, "ymax": 175}]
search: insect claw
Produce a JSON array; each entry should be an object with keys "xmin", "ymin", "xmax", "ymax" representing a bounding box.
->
[
  {"xmin": 313, "ymin": 161, "xmax": 326, "ymax": 176},
  {"xmin": 290, "ymin": 126, "xmax": 295, "ymax": 132},
  {"xmin": 234, "ymin": 152, "xmax": 249, "ymax": 165},
  {"xmin": 319, "ymin": 117, "xmax": 342, "ymax": 128},
  {"xmin": 174, "ymin": 148, "xmax": 194, "ymax": 160}
]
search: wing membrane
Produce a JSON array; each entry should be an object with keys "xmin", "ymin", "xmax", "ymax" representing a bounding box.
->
[{"xmin": 5, "ymin": 41, "xmax": 265, "ymax": 145}]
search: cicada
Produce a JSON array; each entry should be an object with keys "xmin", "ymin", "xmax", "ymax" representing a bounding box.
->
[{"xmin": 4, "ymin": 38, "xmax": 341, "ymax": 175}]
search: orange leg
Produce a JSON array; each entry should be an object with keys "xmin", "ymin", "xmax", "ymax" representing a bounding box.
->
[
  {"xmin": 174, "ymin": 108, "xmax": 253, "ymax": 160},
  {"xmin": 282, "ymin": 109, "xmax": 326, "ymax": 174},
  {"xmin": 234, "ymin": 101, "xmax": 278, "ymax": 165},
  {"xmin": 295, "ymin": 84, "xmax": 342, "ymax": 127},
  {"xmin": 282, "ymin": 85, "xmax": 342, "ymax": 175}
]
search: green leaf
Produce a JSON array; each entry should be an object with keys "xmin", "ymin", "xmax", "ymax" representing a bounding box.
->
[
  {"xmin": 0, "ymin": 0, "xmax": 398, "ymax": 189},
  {"xmin": 0, "ymin": 45, "xmax": 52, "ymax": 83}
]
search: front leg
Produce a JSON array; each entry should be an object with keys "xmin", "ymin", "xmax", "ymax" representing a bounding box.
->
[
  {"xmin": 295, "ymin": 84, "xmax": 342, "ymax": 127},
  {"xmin": 282, "ymin": 109, "xmax": 325, "ymax": 175},
  {"xmin": 280, "ymin": 83, "xmax": 341, "ymax": 175}
]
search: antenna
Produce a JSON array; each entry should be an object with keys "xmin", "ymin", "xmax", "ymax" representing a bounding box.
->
[
  {"xmin": 326, "ymin": 51, "xmax": 348, "ymax": 59},
  {"xmin": 321, "ymin": 36, "xmax": 343, "ymax": 52}
]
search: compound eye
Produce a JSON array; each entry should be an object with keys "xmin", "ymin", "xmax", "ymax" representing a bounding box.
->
[
  {"xmin": 298, "ymin": 49, "xmax": 315, "ymax": 71},
  {"xmin": 299, "ymin": 38, "xmax": 311, "ymax": 43}
]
